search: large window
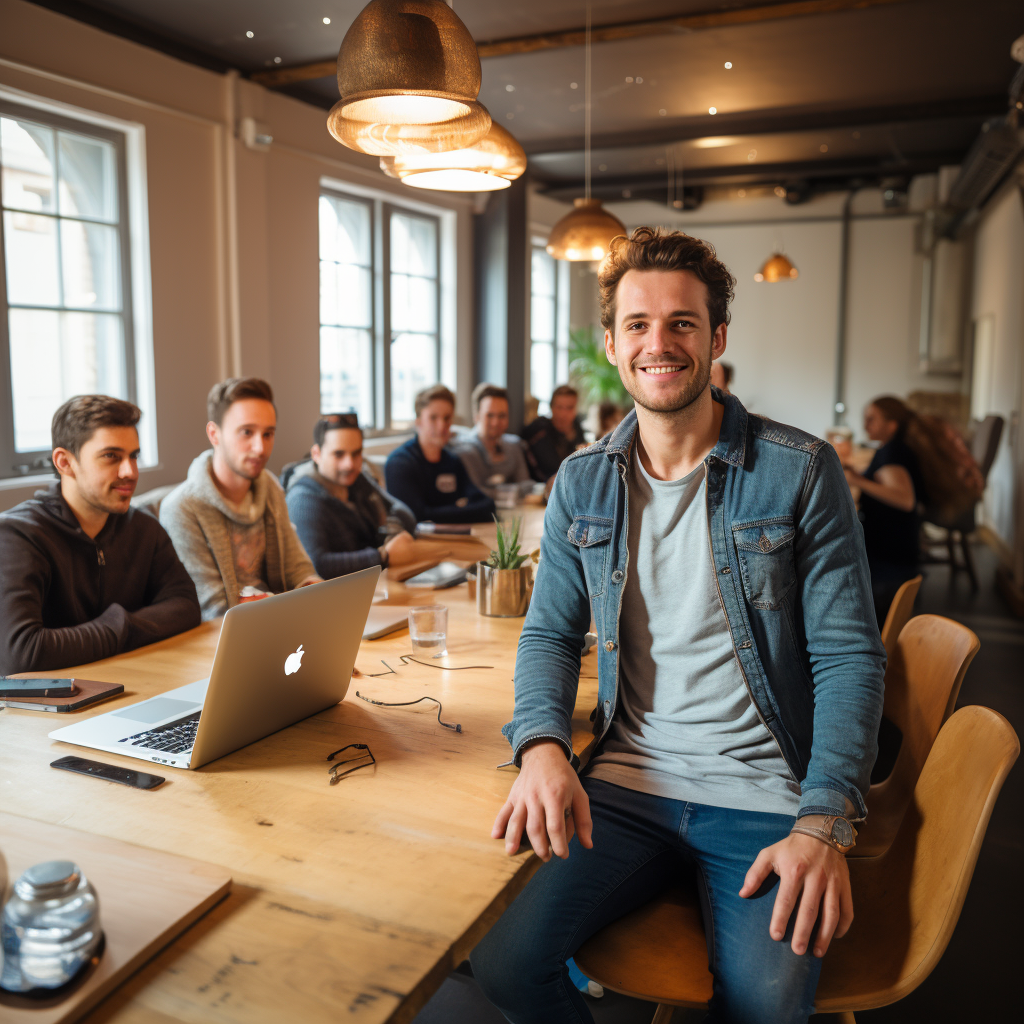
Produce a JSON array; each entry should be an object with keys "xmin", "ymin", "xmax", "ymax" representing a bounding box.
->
[
  {"xmin": 319, "ymin": 187, "xmax": 441, "ymax": 431},
  {"xmin": 530, "ymin": 243, "xmax": 569, "ymax": 413},
  {"xmin": 0, "ymin": 102, "xmax": 134, "ymax": 478}
]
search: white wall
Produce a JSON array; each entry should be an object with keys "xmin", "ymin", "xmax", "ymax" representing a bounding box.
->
[
  {"xmin": 970, "ymin": 179, "xmax": 1024, "ymax": 571},
  {"xmin": 0, "ymin": 0, "xmax": 477, "ymax": 511}
]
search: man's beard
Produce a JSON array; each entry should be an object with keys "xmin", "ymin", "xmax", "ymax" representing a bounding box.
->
[{"xmin": 620, "ymin": 347, "xmax": 712, "ymax": 415}]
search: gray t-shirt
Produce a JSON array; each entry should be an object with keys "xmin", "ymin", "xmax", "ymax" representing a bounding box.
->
[{"xmin": 586, "ymin": 447, "xmax": 800, "ymax": 815}]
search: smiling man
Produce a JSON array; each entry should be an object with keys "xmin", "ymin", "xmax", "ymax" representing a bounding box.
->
[
  {"xmin": 160, "ymin": 378, "xmax": 319, "ymax": 620},
  {"xmin": 471, "ymin": 228, "xmax": 885, "ymax": 1024},
  {"xmin": 0, "ymin": 395, "xmax": 200, "ymax": 675}
]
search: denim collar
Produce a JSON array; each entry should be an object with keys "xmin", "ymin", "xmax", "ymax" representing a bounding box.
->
[{"xmin": 603, "ymin": 386, "xmax": 748, "ymax": 468}]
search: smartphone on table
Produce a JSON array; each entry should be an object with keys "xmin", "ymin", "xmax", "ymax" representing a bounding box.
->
[{"xmin": 0, "ymin": 678, "xmax": 76, "ymax": 698}]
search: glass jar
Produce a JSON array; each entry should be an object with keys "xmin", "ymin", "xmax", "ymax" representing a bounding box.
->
[{"xmin": 0, "ymin": 860, "xmax": 101, "ymax": 992}]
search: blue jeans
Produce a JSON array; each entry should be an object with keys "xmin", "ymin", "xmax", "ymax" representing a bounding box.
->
[{"xmin": 471, "ymin": 778, "xmax": 822, "ymax": 1024}]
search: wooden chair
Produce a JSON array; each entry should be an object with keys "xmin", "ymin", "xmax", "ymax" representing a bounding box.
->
[
  {"xmin": 878, "ymin": 574, "xmax": 921, "ymax": 664},
  {"xmin": 574, "ymin": 705, "xmax": 1019, "ymax": 1023},
  {"xmin": 857, "ymin": 613, "xmax": 978, "ymax": 857}
]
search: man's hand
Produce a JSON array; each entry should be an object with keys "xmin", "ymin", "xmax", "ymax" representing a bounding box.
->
[
  {"xmin": 740, "ymin": 832, "xmax": 853, "ymax": 958},
  {"xmin": 383, "ymin": 530, "xmax": 437, "ymax": 567},
  {"xmin": 491, "ymin": 740, "xmax": 593, "ymax": 862}
]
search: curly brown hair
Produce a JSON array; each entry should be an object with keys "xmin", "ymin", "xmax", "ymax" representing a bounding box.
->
[{"xmin": 598, "ymin": 227, "xmax": 736, "ymax": 335}]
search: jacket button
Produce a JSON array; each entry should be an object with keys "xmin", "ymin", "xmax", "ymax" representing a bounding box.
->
[
  {"xmin": 612, "ymin": 570, "xmax": 624, "ymax": 583},
  {"xmin": 604, "ymin": 640, "xmax": 617, "ymax": 652},
  {"xmin": 720, "ymin": 566, "xmax": 731, "ymax": 574},
  {"xmin": 738, "ymin": 640, "xmax": 752, "ymax": 649}
]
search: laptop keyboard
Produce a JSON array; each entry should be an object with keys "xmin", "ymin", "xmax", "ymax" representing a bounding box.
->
[{"xmin": 119, "ymin": 712, "xmax": 201, "ymax": 754}]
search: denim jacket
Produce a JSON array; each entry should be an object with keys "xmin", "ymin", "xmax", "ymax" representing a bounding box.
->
[{"xmin": 504, "ymin": 390, "xmax": 885, "ymax": 821}]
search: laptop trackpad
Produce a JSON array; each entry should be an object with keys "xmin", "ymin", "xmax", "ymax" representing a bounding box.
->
[{"xmin": 112, "ymin": 697, "xmax": 200, "ymax": 724}]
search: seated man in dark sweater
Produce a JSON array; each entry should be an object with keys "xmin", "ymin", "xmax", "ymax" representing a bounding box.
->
[
  {"xmin": 385, "ymin": 384, "xmax": 495, "ymax": 523},
  {"xmin": 521, "ymin": 383, "xmax": 587, "ymax": 483},
  {"xmin": 285, "ymin": 413, "xmax": 435, "ymax": 579},
  {"xmin": 0, "ymin": 395, "xmax": 201, "ymax": 676}
]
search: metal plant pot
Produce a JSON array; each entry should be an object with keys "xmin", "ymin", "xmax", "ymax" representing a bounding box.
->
[{"xmin": 477, "ymin": 562, "xmax": 533, "ymax": 617}]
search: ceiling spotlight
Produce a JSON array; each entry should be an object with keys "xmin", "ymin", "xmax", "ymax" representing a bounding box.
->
[
  {"xmin": 274, "ymin": 57, "xmax": 282, "ymax": 63},
  {"xmin": 323, "ymin": 17, "xmax": 331, "ymax": 25},
  {"xmin": 636, "ymin": 77, "xmax": 643, "ymax": 83},
  {"xmin": 774, "ymin": 185, "xmax": 787, "ymax": 198},
  {"xmin": 659, "ymin": 108, "xmax": 667, "ymax": 116},
  {"xmin": 570, "ymin": 82, "xmax": 578, "ymax": 89},
  {"xmin": 708, "ymin": 107, "xmax": 717, "ymax": 115},
  {"xmin": 626, "ymin": 77, "xmax": 633, "ymax": 83},
  {"xmin": 246, "ymin": 30, "xmax": 254, "ymax": 38},
  {"xmin": 724, "ymin": 61, "xmax": 733, "ymax": 69},
  {"xmin": 506, "ymin": 84, "xmax": 515, "ymax": 92}
]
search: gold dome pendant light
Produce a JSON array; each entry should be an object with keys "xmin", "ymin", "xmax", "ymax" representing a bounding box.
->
[
  {"xmin": 327, "ymin": 0, "xmax": 491, "ymax": 157},
  {"xmin": 380, "ymin": 121, "xmax": 527, "ymax": 191},
  {"xmin": 754, "ymin": 253, "xmax": 799, "ymax": 282},
  {"xmin": 546, "ymin": 2, "xmax": 626, "ymax": 261}
]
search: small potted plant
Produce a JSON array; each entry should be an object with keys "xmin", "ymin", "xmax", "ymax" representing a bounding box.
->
[{"xmin": 478, "ymin": 515, "xmax": 533, "ymax": 617}]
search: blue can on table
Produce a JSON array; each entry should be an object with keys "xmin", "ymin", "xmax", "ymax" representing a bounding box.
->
[{"xmin": 0, "ymin": 860, "xmax": 102, "ymax": 993}]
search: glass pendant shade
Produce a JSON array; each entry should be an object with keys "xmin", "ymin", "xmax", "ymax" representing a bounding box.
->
[
  {"xmin": 327, "ymin": 0, "xmax": 490, "ymax": 157},
  {"xmin": 546, "ymin": 198, "xmax": 627, "ymax": 261},
  {"xmin": 379, "ymin": 121, "xmax": 526, "ymax": 191},
  {"xmin": 754, "ymin": 253, "xmax": 799, "ymax": 282}
]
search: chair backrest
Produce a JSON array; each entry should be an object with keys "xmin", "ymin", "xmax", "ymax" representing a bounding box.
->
[
  {"xmin": 879, "ymin": 575, "xmax": 922, "ymax": 664},
  {"xmin": 857, "ymin": 613, "xmax": 979, "ymax": 857},
  {"xmin": 970, "ymin": 414, "xmax": 1004, "ymax": 480},
  {"xmin": 818, "ymin": 705, "xmax": 1018, "ymax": 1010},
  {"xmin": 131, "ymin": 483, "xmax": 179, "ymax": 519}
]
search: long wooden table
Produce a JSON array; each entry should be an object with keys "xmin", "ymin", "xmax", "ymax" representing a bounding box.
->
[{"xmin": 0, "ymin": 507, "xmax": 596, "ymax": 1023}]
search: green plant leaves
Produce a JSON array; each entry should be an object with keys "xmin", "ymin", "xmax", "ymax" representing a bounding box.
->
[
  {"xmin": 568, "ymin": 325, "xmax": 632, "ymax": 407},
  {"xmin": 488, "ymin": 514, "xmax": 529, "ymax": 570}
]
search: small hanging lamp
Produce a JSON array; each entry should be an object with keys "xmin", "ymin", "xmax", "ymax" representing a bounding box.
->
[
  {"xmin": 379, "ymin": 120, "xmax": 526, "ymax": 191},
  {"xmin": 545, "ymin": 3, "xmax": 626, "ymax": 261},
  {"xmin": 754, "ymin": 253, "xmax": 799, "ymax": 282},
  {"xmin": 327, "ymin": 0, "xmax": 491, "ymax": 157}
]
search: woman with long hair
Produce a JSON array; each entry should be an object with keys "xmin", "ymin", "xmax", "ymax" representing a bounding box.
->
[{"xmin": 842, "ymin": 396, "xmax": 925, "ymax": 625}]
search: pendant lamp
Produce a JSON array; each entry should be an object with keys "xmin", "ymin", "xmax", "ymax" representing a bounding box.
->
[
  {"xmin": 327, "ymin": 0, "xmax": 491, "ymax": 157},
  {"xmin": 379, "ymin": 121, "xmax": 526, "ymax": 191},
  {"xmin": 545, "ymin": 3, "xmax": 626, "ymax": 261},
  {"xmin": 754, "ymin": 253, "xmax": 799, "ymax": 282}
]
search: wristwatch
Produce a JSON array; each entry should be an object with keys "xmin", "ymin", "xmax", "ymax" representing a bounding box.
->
[{"xmin": 790, "ymin": 814, "xmax": 857, "ymax": 854}]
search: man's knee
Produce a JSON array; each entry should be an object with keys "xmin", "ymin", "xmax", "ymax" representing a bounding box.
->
[{"xmin": 470, "ymin": 922, "xmax": 560, "ymax": 1010}]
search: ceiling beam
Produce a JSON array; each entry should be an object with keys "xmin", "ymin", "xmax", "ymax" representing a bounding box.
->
[
  {"xmin": 250, "ymin": 0, "xmax": 907, "ymax": 88},
  {"xmin": 523, "ymin": 95, "xmax": 1006, "ymax": 157}
]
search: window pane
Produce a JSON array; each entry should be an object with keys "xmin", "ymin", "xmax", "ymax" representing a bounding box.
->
[
  {"xmin": 531, "ymin": 341, "xmax": 555, "ymax": 408},
  {"xmin": 390, "ymin": 332, "xmax": 437, "ymax": 427},
  {"xmin": 391, "ymin": 273, "xmax": 437, "ymax": 333},
  {"xmin": 531, "ymin": 293, "xmax": 555, "ymax": 344},
  {"xmin": 319, "ymin": 195, "xmax": 370, "ymax": 265},
  {"xmin": 390, "ymin": 212, "xmax": 436, "ymax": 277},
  {"xmin": 320, "ymin": 326, "xmax": 373, "ymax": 425},
  {"xmin": 61, "ymin": 220, "xmax": 120, "ymax": 309},
  {"xmin": 3, "ymin": 210, "xmax": 60, "ymax": 306},
  {"xmin": 531, "ymin": 247, "xmax": 556, "ymax": 298},
  {"xmin": 1, "ymin": 118, "xmax": 56, "ymax": 214},
  {"xmin": 320, "ymin": 261, "xmax": 372, "ymax": 328},
  {"xmin": 57, "ymin": 132, "xmax": 117, "ymax": 223},
  {"xmin": 9, "ymin": 309, "xmax": 125, "ymax": 451}
]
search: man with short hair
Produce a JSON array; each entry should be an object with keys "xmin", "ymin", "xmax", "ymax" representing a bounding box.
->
[
  {"xmin": 471, "ymin": 228, "xmax": 885, "ymax": 1024},
  {"xmin": 711, "ymin": 359, "xmax": 734, "ymax": 393},
  {"xmin": 160, "ymin": 378, "xmax": 320, "ymax": 620},
  {"xmin": 452, "ymin": 383, "xmax": 535, "ymax": 500},
  {"xmin": 0, "ymin": 396, "xmax": 200, "ymax": 675},
  {"xmin": 286, "ymin": 413, "xmax": 437, "ymax": 578},
  {"xmin": 384, "ymin": 384, "xmax": 495, "ymax": 523},
  {"xmin": 520, "ymin": 384, "xmax": 587, "ymax": 483}
]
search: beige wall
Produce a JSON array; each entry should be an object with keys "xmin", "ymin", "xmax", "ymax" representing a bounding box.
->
[{"xmin": 0, "ymin": 0, "xmax": 476, "ymax": 512}]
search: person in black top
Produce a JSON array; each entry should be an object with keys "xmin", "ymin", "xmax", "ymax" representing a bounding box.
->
[
  {"xmin": 384, "ymin": 384, "xmax": 495, "ymax": 523},
  {"xmin": 521, "ymin": 384, "xmax": 587, "ymax": 483},
  {"xmin": 842, "ymin": 396, "xmax": 925, "ymax": 625},
  {"xmin": 0, "ymin": 395, "xmax": 200, "ymax": 675}
]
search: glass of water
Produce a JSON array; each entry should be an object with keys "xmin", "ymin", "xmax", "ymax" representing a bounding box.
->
[{"xmin": 408, "ymin": 605, "xmax": 448, "ymax": 658}]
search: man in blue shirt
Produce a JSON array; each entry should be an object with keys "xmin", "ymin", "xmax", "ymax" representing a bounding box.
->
[
  {"xmin": 471, "ymin": 228, "xmax": 884, "ymax": 1024},
  {"xmin": 384, "ymin": 384, "xmax": 495, "ymax": 524}
]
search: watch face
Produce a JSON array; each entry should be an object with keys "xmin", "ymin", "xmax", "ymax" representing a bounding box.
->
[{"xmin": 831, "ymin": 818, "xmax": 854, "ymax": 847}]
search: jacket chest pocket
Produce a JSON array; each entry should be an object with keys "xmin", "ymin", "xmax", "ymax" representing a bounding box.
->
[
  {"xmin": 567, "ymin": 516, "xmax": 614, "ymax": 598},
  {"xmin": 732, "ymin": 518, "xmax": 796, "ymax": 610}
]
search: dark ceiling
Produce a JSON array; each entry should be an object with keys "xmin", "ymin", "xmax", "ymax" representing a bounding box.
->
[{"xmin": 26, "ymin": 1, "xmax": 1024, "ymax": 199}]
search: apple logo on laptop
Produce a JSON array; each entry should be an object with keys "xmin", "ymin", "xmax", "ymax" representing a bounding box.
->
[{"xmin": 284, "ymin": 645, "xmax": 304, "ymax": 676}]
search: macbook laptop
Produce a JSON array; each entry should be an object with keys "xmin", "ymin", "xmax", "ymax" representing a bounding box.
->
[{"xmin": 49, "ymin": 567, "xmax": 379, "ymax": 770}]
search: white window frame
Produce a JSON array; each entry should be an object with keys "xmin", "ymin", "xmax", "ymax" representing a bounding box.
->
[
  {"xmin": 529, "ymin": 239, "xmax": 570, "ymax": 415},
  {"xmin": 0, "ymin": 85, "xmax": 154, "ymax": 484},
  {"xmin": 319, "ymin": 176, "xmax": 455, "ymax": 435}
]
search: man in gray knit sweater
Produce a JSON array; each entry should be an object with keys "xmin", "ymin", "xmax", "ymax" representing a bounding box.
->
[{"xmin": 160, "ymin": 378, "xmax": 320, "ymax": 620}]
